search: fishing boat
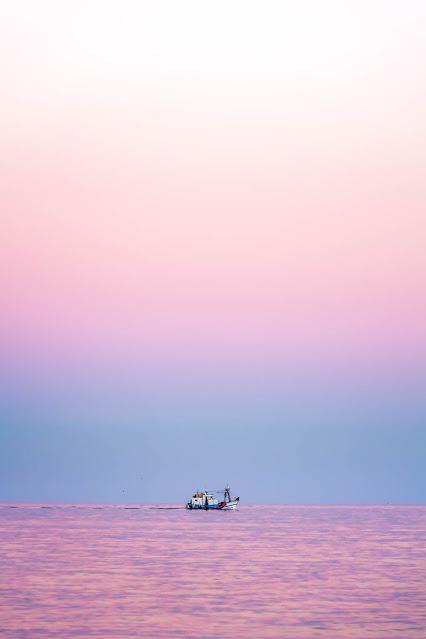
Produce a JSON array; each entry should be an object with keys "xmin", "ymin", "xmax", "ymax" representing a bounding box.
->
[{"xmin": 186, "ymin": 485, "xmax": 240, "ymax": 510}]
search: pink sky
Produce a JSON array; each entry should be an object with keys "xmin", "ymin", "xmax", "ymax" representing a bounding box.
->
[{"xmin": 1, "ymin": 0, "xmax": 425, "ymax": 391}]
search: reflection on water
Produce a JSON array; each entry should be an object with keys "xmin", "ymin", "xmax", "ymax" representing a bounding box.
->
[{"xmin": 1, "ymin": 504, "xmax": 425, "ymax": 638}]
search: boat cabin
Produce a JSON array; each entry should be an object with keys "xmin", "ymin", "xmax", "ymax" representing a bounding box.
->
[{"xmin": 190, "ymin": 491, "xmax": 219, "ymax": 508}]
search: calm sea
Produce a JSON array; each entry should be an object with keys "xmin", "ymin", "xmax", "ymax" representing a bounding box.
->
[{"xmin": 1, "ymin": 504, "xmax": 425, "ymax": 638}]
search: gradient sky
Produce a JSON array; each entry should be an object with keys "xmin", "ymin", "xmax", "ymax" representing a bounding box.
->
[{"xmin": 1, "ymin": 1, "xmax": 425, "ymax": 503}]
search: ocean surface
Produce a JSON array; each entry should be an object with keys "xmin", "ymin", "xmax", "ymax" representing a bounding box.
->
[{"xmin": 1, "ymin": 504, "xmax": 425, "ymax": 638}]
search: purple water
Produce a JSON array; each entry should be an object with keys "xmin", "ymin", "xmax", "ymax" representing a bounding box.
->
[{"xmin": 1, "ymin": 504, "xmax": 425, "ymax": 638}]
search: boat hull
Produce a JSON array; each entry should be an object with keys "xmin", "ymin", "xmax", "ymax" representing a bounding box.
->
[
  {"xmin": 222, "ymin": 499, "xmax": 239, "ymax": 509},
  {"xmin": 186, "ymin": 497, "xmax": 240, "ymax": 510}
]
